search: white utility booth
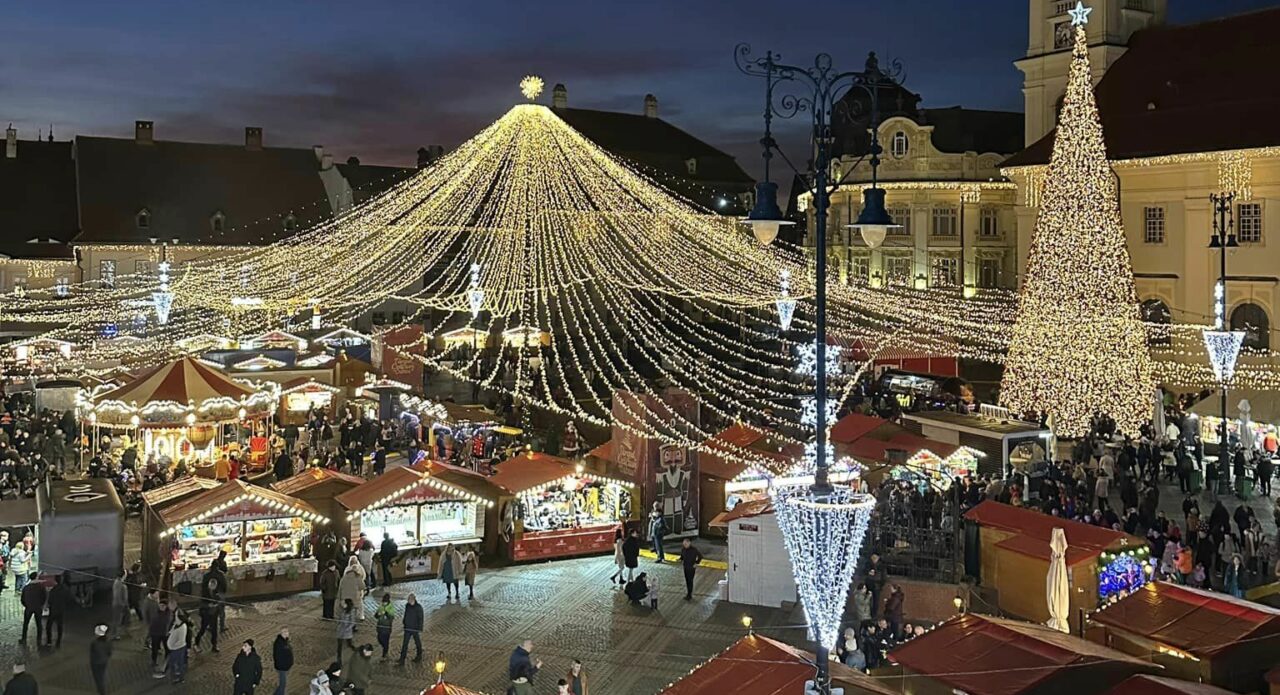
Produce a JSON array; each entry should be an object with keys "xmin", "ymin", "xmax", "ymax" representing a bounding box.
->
[{"xmin": 722, "ymin": 500, "xmax": 796, "ymax": 608}]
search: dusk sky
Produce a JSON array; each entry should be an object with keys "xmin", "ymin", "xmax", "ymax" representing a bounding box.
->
[{"xmin": 3, "ymin": 0, "xmax": 1272, "ymax": 178}]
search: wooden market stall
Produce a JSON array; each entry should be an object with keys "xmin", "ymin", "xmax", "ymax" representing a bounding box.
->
[
  {"xmin": 902, "ymin": 409, "xmax": 1051, "ymax": 477},
  {"xmin": 1087, "ymin": 582, "xmax": 1280, "ymax": 694},
  {"xmin": 277, "ymin": 378, "xmax": 342, "ymax": 425},
  {"xmin": 158, "ymin": 479, "xmax": 329, "ymax": 598},
  {"xmin": 141, "ymin": 476, "xmax": 222, "ymax": 575},
  {"xmin": 271, "ymin": 467, "xmax": 366, "ymax": 531},
  {"xmin": 661, "ymin": 633, "xmax": 896, "ymax": 695},
  {"xmin": 336, "ymin": 466, "xmax": 492, "ymax": 580},
  {"xmin": 964, "ymin": 501, "xmax": 1151, "ymax": 631}
]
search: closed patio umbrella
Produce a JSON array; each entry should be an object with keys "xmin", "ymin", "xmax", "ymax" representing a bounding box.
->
[{"xmin": 1046, "ymin": 527, "xmax": 1070, "ymax": 633}]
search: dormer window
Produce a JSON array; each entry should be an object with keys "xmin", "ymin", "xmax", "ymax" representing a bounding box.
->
[
  {"xmin": 136, "ymin": 208, "xmax": 151, "ymax": 229},
  {"xmin": 891, "ymin": 131, "xmax": 909, "ymax": 159},
  {"xmin": 282, "ymin": 214, "xmax": 298, "ymax": 232},
  {"xmin": 210, "ymin": 211, "xmax": 225, "ymax": 233},
  {"xmin": 685, "ymin": 158, "xmax": 697, "ymax": 175}
]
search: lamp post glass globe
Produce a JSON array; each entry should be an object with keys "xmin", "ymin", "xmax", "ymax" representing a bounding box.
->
[
  {"xmin": 848, "ymin": 187, "xmax": 899, "ymax": 249},
  {"xmin": 744, "ymin": 180, "xmax": 792, "ymax": 245}
]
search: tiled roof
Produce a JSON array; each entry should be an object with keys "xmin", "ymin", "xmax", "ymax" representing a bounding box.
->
[
  {"xmin": 271, "ymin": 467, "xmax": 366, "ymax": 497},
  {"xmin": 1091, "ymin": 581, "xmax": 1280, "ymax": 659},
  {"xmin": 0, "ymin": 139, "xmax": 77, "ymax": 259},
  {"xmin": 662, "ymin": 633, "xmax": 896, "ymax": 695}
]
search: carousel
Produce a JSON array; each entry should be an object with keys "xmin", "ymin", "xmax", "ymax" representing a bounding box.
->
[{"xmin": 78, "ymin": 356, "xmax": 278, "ymax": 477}]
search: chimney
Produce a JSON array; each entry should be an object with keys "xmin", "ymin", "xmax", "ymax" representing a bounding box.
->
[
  {"xmin": 313, "ymin": 145, "xmax": 325, "ymax": 164},
  {"xmin": 245, "ymin": 126, "xmax": 263, "ymax": 151},
  {"xmin": 417, "ymin": 145, "xmax": 444, "ymax": 169},
  {"xmin": 135, "ymin": 120, "xmax": 154, "ymax": 145},
  {"xmin": 5, "ymin": 125, "xmax": 15, "ymax": 159},
  {"xmin": 643, "ymin": 94, "xmax": 658, "ymax": 118},
  {"xmin": 552, "ymin": 83, "xmax": 567, "ymax": 109},
  {"xmin": 320, "ymin": 153, "xmax": 334, "ymax": 170}
]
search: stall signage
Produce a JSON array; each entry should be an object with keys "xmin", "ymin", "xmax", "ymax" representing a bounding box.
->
[
  {"xmin": 512, "ymin": 524, "xmax": 619, "ymax": 562},
  {"xmin": 63, "ymin": 484, "xmax": 107, "ymax": 504},
  {"xmin": 213, "ymin": 500, "xmax": 281, "ymax": 523}
]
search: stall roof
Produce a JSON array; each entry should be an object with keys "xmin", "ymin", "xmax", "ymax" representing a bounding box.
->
[
  {"xmin": 335, "ymin": 466, "xmax": 468, "ymax": 511},
  {"xmin": 1102, "ymin": 675, "xmax": 1236, "ymax": 695},
  {"xmin": 587, "ymin": 440, "xmax": 612, "ymax": 462},
  {"xmin": 699, "ymin": 424, "xmax": 796, "ymax": 481},
  {"xmin": 489, "ymin": 452, "xmax": 580, "ymax": 495},
  {"xmin": 661, "ymin": 634, "xmax": 897, "ymax": 695},
  {"xmin": 964, "ymin": 500, "xmax": 1142, "ymax": 558},
  {"xmin": 416, "ymin": 460, "xmax": 507, "ymax": 502},
  {"xmin": 709, "ymin": 498, "xmax": 775, "ymax": 528},
  {"xmin": 847, "ymin": 432, "xmax": 961, "ymax": 462},
  {"xmin": 38, "ymin": 478, "xmax": 124, "ymax": 517},
  {"xmin": 889, "ymin": 613, "xmax": 1156, "ymax": 695},
  {"xmin": 141, "ymin": 476, "xmax": 221, "ymax": 508},
  {"xmin": 1091, "ymin": 581, "xmax": 1280, "ymax": 659},
  {"xmin": 272, "ymin": 468, "xmax": 366, "ymax": 497},
  {"xmin": 903, "ymin": 410, "xmax": 1048, "ymax": 439},
  {"xmin": 830, "ymin": 413, "xmax": 905, "ymax": 444},
  {"xmin": 158, "ymin": 479, "xmax": 325, "ymax": 529},
  {"xmin": 97, "ymin": 355, "xmax": 255, "ymax": 404}
]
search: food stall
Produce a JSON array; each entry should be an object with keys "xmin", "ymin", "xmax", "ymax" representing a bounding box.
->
[
  {"xmin": 500, "ymin": 325, "xmax": 550, "ymax": 348},
  {"xmin": 141, "ymin": 476, "xmax": 222, "ymax": 575},
  {"xmin": 78, "ymin": 356, "xmax": 278, "ymax": 476},
  {"xmin": 336, "ymin": 466, "xmax": 492, "ymax": 580},
  {"xmin": 438, "ymin": 327, "xmax": 491, "ymax": 350},
  {"xmin": 159, "ymin": 479, "xmax": 328, "ymax": 598},
  {"xmin": 490, "ymin": 452, "xmax": 637, "ymax": 562},
  {"xmin": 278, "ymin": 378, "xmax": 342, "ymax": 425}
]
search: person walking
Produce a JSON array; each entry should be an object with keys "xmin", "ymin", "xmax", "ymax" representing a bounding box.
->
[
  {"xmin": 463, "ymin": 550, "xmax": 478, "ymax": 600},
  {"xmin": 566, "ymin": 659, "xmax": 588, "ymax": 695},
  {"xmin": 343, "ymin": 644, "xmax": 373, "ymax": 695},
  {"xmin": 440, "ymin": 543, "xmax": 462, "ymax": 601},
  {"xmin": 508, "ymin": 640, "xmax": 542, "ymax": 683},
  {"xmin": 125, "ymin": 562, "xmax": 145, "ymax": 624},
  {"xmin": 622, "ymin": 529, "xmax": 640, "ymax": 583},
  {"xmin": 110, "ymin": 570, "xmax": 128, "ymax": 639},
  {"xmin": 19, "ymin": 572, "xmax": 46, "ymax": 646},
  {"xmin": 339, "ymin": 556, "xmax": 367, "ymax": 622},
  {"xmin": 233, "ymin": 640, "xmax": 263, "ymax": 695},
  {"xmin": 45, "ymin": 571, "xmax": 71, "ymax": 648},
  {"xmin": 89, "ymin": 625, "xmax": 112, "ymax": 695},
  {"xmin": 379, "ymin": 533, "xmax": 398, "ymax": 587},
  {"xmin": 397, "ymin": 593, "xmax": 424, "ymax": 666},
  {"xmin": 147, "ymin": 596, "xmax": 173, "ymax": 677},
  {"xmin": 335, "ymin": 599, "xmax": 357, "ymax": 667},
  {"xmin": 319, "ymin": 560, "xmax": 339, "ymax": 619},
  {"xmin": 355, "ymin": 533, "xmax": 376, "ymax": 592},
  {"xmin": 647, "ymin": 503, "xmax": 667, "ymax": 562},
  {"xmin": 609, "ymin": 529, "xmax": 626, "ymax": 587},
  {"xmin": 164, "ymin": 610, "xmax": 190, "ymax": 684},
  {"xmin": 679, "ymin": 538, "xmax": 703, "ymax": 601},
  {"xmin": 272, "ymin": 629, "xmax": 293, "ymax": 695},
  {"xmin": 374, "ymin": 593, "xmax": 395, "ymax": 661},
  {"xmin": 193, "ymin": 590, "xmax": 220, "ymax": 653},
  {"xmin": 3, "ymin": 664, "xmax": 37, "ymax": 695}
]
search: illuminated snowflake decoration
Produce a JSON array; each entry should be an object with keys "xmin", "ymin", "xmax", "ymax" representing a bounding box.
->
[
  {"xmin": 772, "ymin": 484, "xmax": 875, "ymax": 651},
  {"xmin": 795, "ymin": 343, "xmax": 841, "ymax": 377},
  {"xmin": 1203, "ymin": 329, "xmax": 1245, "ymax": 383},
  {"xmin": 520, "ymin": 75, "xmax": 545, "ymax": 101},
  {"xmin": 800, "ymin": 397, "xmax": 839, "ymax": 428}
]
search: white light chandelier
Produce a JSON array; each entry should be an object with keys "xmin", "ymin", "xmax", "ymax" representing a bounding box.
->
[
  {"xmin": 1203, "ymin": 329, "xmax": 1245, "ymax": 383},
  {"xmin": 771, "ymin": 484, "xmax": 874, "ymax": 651}
]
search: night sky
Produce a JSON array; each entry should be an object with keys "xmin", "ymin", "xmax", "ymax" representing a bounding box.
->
[{"xmin": 3, "ymin": 0, "xmax": 1273, "ymax": 178}]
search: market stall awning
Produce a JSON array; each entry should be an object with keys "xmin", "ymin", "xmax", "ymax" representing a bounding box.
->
[
  {"xmin": 964, "ymin": 501, "xmax": 1143, "ymax": 556},
  {"xmin": 888, "ymin": 613, "xmax": 1157, "ymax": 695},
  {"xmin": 1090, "ymin": 581, "xmax": 1280, "ymax": 660},
  {"xmin": 1102, "ymin": 675, "xmax": 1236, "ymax": 695},
  {"xmin": 490, "ymin": 452, "xmax": 582, "ymax": 495},
  {"xmin": 98, "ymin": 356, "xmax": 255, "ymax": 404},
  {"xmin": 698, "ymin": 424, "xmax": 797, "ymax": 481},
  {"xmin": 336, "ymin": 466, "xmax": 492, "ymax": 513},
  {"xmin": 415, "ymin": 460, "xmax": 506, "ymax": 502},
  {"xmin": 829, "ymin": 413, "xmax": 904, "ymax": 444},
  {"xmin": 272, "ymin": 468, "xmax": 366, "ymax": 497},
  {"xmin": 158, "ymin": 479, "xmax": 327, "ymax": 534},
  {"xmin": 661, "ymin": 634, "xmax": 896, "ymax": 695},
  {"xmin": 141, "ymin": 476, "xmax": 221, "ymax": 509}
]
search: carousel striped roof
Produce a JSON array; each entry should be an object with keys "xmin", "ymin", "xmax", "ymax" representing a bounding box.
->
[{"xmin": 97, "ymin": 356, "xmax": 255, "ymax": 405}]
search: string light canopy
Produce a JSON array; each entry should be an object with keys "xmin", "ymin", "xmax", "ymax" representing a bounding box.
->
[{"xmin": 999, "ymin": 15, "xmax": 1155, "ymax": 437}]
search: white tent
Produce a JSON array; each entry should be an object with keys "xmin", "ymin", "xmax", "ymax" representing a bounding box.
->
[{"xmin": 1046, "ymin": 527, "xmax": 1070, "ymax": 633}]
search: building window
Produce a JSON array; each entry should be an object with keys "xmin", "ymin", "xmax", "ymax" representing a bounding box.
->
[
  {"xmin": 391, "ymin": 311, "xmax": 405, "ymax": 324},
  {"xmin": 685, "ymin": 158, "xmax": 697, "ymax": 175},
  {"xmin": 55, "ymin": 277, "xmax": 69, "ymax": 297},
  {"xmin": 979, "ymin": 208, "xmax": 999, "ymax": 238},
  {"xmin": 1142, "ymin": 206, "xmax": 1165, "ymax": 244},
  {"xmin": 136, "ymin": 208, "xmax": 150, "ymax": 229},
  {"xmin": 978, "ymin": 257, "xmax": 1001, "ymax": 288},
  {"xmin": 135, "ymin": 260, "xmax": 150, "ymax": 276},
  {"xmin": 1238, "ymin": 203, "xmax": 1263, "ymax": 243},
  {"xmin": 884, "ymin": 255, "xmax": 913, "ymax": 286},
  {"xmin": 372, "ymin": 311, "xmax": 387, "ymax": 326},
  {"xmin": 930, "ymin": 254, "xmax": 959, "ymax": 287},
  {"xmin": 931, "ymin": 206, "xmax": 958, "ymax": 237},
  {"xmin": 210, "ymin": 212, "xmax": 225, "ymax": 233},
  {"xmin": 1230, "ymin": 302, "xmax": 1270, "ymax": 350},
  {"xmin": 283, "ymin": 214, "xmax": 298, "ymax": 232},
  {"xmin": 1140, "ymin": 298, "xmax": 1172, "ymax": 346},
  {"xmin": 850, "ymin": 254, "xmax": 870, "ymax": 283},
  {"xmin": 99, "ymin": 260, "xmax": 116, "ymax": 288},
  {"xmin": 890, "ymin": 131, "xmax": 908, "ymax": 159},
  {"xmin": 886, "ymin": 205, "xmax": 911, "ymax": 236}
]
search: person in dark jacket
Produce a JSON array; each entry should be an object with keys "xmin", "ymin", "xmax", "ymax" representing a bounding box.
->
[
  {"xmin": 319, "ymin": 560, "xmax": 339, "ymax": 619},
  {"xmin": 3, "ymin": 664, "xmax": 37, "ymax": 695},
  {"xmin": 233, "ymin": 640, "xmax": 263, "ymax": 695},
  {"xmin": 89, "ymin": 625, "xmax": 112, "ymax": 695},
  {"xmin": 621, "ymin": 530, "xmax": 641, "ymax": 582},
  {"xmin": 147, "ymin": 597, "xmax": 173, "ymax": 674},
  {"xmin": 397, "ymin": 593, "xmax": 424, "ymax": 666},
  {"xmin": 343, "ymin": 644, "xmax": 373, "ymax": 695},
  {"xmin": 379, "ymin": 533, "xmax": 398, "ymax": 587},
  {"xmin": 882, "ymin": 584, "xmax": 906, "ymax": 639},
  {"xmin": 272, "ymin": 630, "xmax": 293, "ymax": 695},
  {"xmin": 19, "ymin": 572, "xmax": 46, "ymax": 646},
  {"xmin": 508, "ymin": 639, "xmax": 542, "ymax": 682},
  {"xmin": 45, "ymin": 571, "xmax": 72, "ymax": 648},
  {"xmin": 678, "ymin": 538, "xmax": 703, "ymax": 601},
  {"xmin": 272, "ymin": 449, "xmax": 293, "ymax": 483},
  {"xmin": 124, "ymin": 563, "xmax": 145, "ymax": 623}
]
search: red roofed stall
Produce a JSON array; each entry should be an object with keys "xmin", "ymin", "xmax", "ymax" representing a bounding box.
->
[
  {"xmin": 1087, "ymin": 581, "xmax": 1280, "ymax": 693},
  {"xmin": 661, "ymin": 633, "xmax": 897, "ymax": 695},
  {"xmin": 887, "ymin": 613, "xmax": 1158, "ymax": 695}
]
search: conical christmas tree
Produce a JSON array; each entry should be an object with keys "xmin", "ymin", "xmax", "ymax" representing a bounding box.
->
[{"xmin": 1001, "ymin": 12, "xmax": 1154, "ymax": 437}]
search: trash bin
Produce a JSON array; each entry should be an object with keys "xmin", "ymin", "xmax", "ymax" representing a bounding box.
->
[
  {"xmin": 1235, "ymin": 477, "xmax": 1254, "ymax": 499},
  {"xmin": 1189, "ymin": 469, "xmax": 1203, "ymax": 493}
]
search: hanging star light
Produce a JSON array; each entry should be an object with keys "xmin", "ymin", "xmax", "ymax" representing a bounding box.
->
[
  {"xmin": 776, "ymin": 270, "xmax": 797, "ymax": 332},
  {"xmin": 520, "ymin": 75, "xmax": 545, "ymax": 101},
  {"xmin": 772, "ymin": 484, "xmax": 875, "ymax": 651},
  {"xmin": 467, "ymin": 263, "xmax": 485, "ymax": 319},
  {"xmin": 1202, "ymin": 329, "xmax": 1245, "ymax": 383},
  {"xmin": 1068, "ymin": 1, "xmax": 1092, "ymax": 26}
]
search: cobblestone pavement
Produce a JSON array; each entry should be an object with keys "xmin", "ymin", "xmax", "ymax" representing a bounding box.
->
[{"xmin": 0, "ymin": 552, "xmax": 801, "ymax": 695}]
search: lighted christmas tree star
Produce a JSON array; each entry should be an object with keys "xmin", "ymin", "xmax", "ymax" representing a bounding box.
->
[
  {"xmin": 519, "ymin": 75, "xmax": 545, "ymax": 100},
  {"xmin": 1069, "ymin": 1, "xmax": 1092, "ymax": 26}
]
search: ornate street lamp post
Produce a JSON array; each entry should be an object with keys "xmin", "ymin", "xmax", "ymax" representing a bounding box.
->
[{"xmin": 1205, "ymin": 193, "xmax": 1242, "ymax": 486}]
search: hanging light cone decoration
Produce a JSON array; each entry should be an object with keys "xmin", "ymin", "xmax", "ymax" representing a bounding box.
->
[
  {"xmin": 772, "ymin": 484, "xmax": 875, "ymax": 651},
  {"xmin": 152, "ymin": 262, "xmax": 174, "ymax": 325},
  {"xmin": 1203, "ymin": 329, "xmax": 1246, "ymax": 383},
  {"xmin": 466, "ymin": 263, "xmax": 485, "ymax": 319},
  {"xmin": 776, "ymin": 270, "xmax": 797, "ymax": 332}
]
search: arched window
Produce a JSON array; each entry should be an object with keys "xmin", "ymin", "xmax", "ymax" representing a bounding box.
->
[
  {"xmin": 1230, "ymin": 302, "xmax": 1270, "ymax": 350},
  {"xmin": 136, "ymin": 208, "xmax": 151, "ymax": 229},
  {"xmin": 891, "ymin": 131, "xmax": 909, "ymax": 159},
  {"xmin": 210, "ymin": 211, "xmax": 225, "ymax": 233},
  {"xmin": 282, "ymin": 214, "xmax": 298, "ymax": 232},
  {"xmin": 1140, "ymin": 298, "xmax": 1171, "ymax": 346}
]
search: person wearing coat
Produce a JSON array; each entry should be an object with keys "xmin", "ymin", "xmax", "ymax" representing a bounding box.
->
[
  {"xmin": 335, "ymin": 600, "xmax": 357, "ymax": 667},
  {"xmin": 344, "ymin": 643, "xmax": 374, "ymax": 695},
  {"xmin": 440, "ymin": 543, "xmax": 463, "ymax": 600},
  {"xmin": 851, "ymin": 582, "xmax": 873, "ymax": 627},
  {"xmin": 319, "ymin": 560, "xmax": 339, "ymax": 619},
  {"xmin": 308, "ymin": 670, "xmax": 333, "ymax": 695},
  {"xmin": 233, "ymin": 640, "xmax": 263, "ymax": 695},
  {"xmin": 463, "ymin": 550, "xmax": 478, "ymax": 600},
  {"xmin": 609, "ymin": 529, "xmax": 626, "ymax": 587},
  {"xmin": 621, "ymin": 530, "xmax": 641, "ymax": 582},
  {"xmin": 1225, "ymin": 554, "xmax": 1246, "ymax": 598},
  {"xmin": 339, "ymin": 557, "xmax": 366, "ymax": 621},
  {"xmin": 3, "ymin": 664, "xmax": 38, "ymax": 695},
  {"xmin": 882, "ymin": 584, "xmax": 906, "ymax": 639},
  {"xmin": 90, "ymin": 625, "xmax": 113, "ymax": 695},
  {"xmin": 566, "ymin": 659, "xmax": 588, "ymax": 695},
  {"xmin": 272, "ymin": 629, "xmax": 294, "ymax": 695},
  {"xmin": 397, "ymin": 593, "xmax": 424, "ymax": 666}
]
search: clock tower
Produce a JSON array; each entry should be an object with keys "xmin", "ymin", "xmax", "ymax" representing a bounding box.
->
[{"xmin": 1015, "ymin": 0, "xmax": 1166, "ymax": 146}]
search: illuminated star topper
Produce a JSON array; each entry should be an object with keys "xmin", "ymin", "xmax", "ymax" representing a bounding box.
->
[
  {"xmin": 520, "ymin": 75, "xmax": 545, "ymax": 101},
  {"xmin": 1069, "ymin": 1, "xmax": 1092, "ymax": 26}
]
